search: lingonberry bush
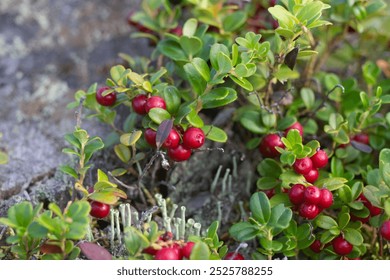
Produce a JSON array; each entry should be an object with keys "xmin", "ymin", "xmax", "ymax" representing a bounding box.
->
[{"xmin": 1, "ymin": 0, "xmax": 390, "ymax": 260}]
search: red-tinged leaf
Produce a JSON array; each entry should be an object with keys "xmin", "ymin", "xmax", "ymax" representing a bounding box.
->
[
  {"xmin": 40, "ymin": 241, "xmax": 63, "ymax": 254},
  {"xmin": 78, "ymin": 242, "xmax": 112, "ymax": 260},
  {"xmin": 156, "ymin": 119, "xmax": 173, "ymax": 150},
  {"xmin": 351, "ymin": 140, "xmax": 372, "ymax": 153},
  {"xmin": 285, "ymin": 47, "xmax": 299, "ymax": 70}
]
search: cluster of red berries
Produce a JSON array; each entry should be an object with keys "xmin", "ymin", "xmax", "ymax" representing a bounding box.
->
[
  {"xmin": 310, "ymin": 235, "xmax": 354, "ymax": 256},
  {"xmin": 132, "ymin": 94, "xmax": 205, "ymax": 162},
  {"xmin": 143, "ymin": 232, "xmax": 244, "ymax": 260},
  {"xmin": 289, "ymin": 184, "xmax": 333, "ymax": 219},
  {"xmin": 96, "ymin": 86, "xmax": 117, "ymax": 107},
  {"xmin": 293, "ymin": 148, "xmax": 328, "ymax": 184}
]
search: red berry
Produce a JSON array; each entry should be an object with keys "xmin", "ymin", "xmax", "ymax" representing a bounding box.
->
[
  {"xmin": 168, "ymin": 144, "xmax": 191, "ymax": 162},
  {"xmin": 285, "ymin": 122, "xmax": 304, "ymax": 136},
  {"xmin": 181, "ymin": 242, "xmax": 195, "ymax": 259},
  {"xmin": 310, "ymin": 150, "xmax": 328, "ymax": 169},
  {"xmin": 310, "ymin": 240, "xmax": 322, "ymax": 253},
  {"xmin": 299, "ymin": 203, "xmax": 319, "ymax": 219},
  {"xmin": 144, "ymin": 96, "xmax": 166, "ymax": 113},
  {"xmin": 170, "ymin": 26, "xmax": 183, "ymax": 36},
  {"xmin": 155, "ymin": 247, "xmax": 181, "ymax": 260},
  {"xmin": 368, "ymin": 204, "xmax": 382, "ymax": 217},
  {"xmin": 161, "ymin": 232, "xmax": 174, "ymax": 241},
  {"xmin": 318, "ymin": 188, "xmax": 333, "ymax": 209},
  {"xmin": 350, "ymin": 213, "xmax": 370, "ymax": 223},
  {"xmin": 293, "ymin": 157, "xmax": 313, "ymax": 175},
  {"xmin": 263, "ymin": 189, "xmax": 275, "ymax": 199},
  {"xmin": 352, "ymin": 134, "xmax": 369, "ymax": 145},
  {"xmin": 142, "ymin": 246, "xmax": 158, "ymax": 256},
  {"xmin": 132, "ymin": 94, "xmax": 148, "ymax": 115},
  {"xmin": 359, "ymin": 194, "xmax": 382, "ymax": 216},
  {"xmin": 332, "ymin": 236, "xmax": 353, "ymax": 256},
  {"xmin": 288, "ymin": 184, "xmax": 306, "ymax": 205},
  {"xmin": 224, "ymin": 252, "xmax": 245, "ymax": 260},
  {"xmin": 162, "ymin": 129, "xmax": 180, "ymax": 149},
  {"xmin": 259, "ymin": 134, "xmax": 285, "ymax": 158},
  {"xmin": 183, "ymin": 127, "xmax": 205, "ymax": 149},
  {"xmin": 96, "ymin": 86, "xmax": 116, "ymax": 106},
  {"xmin": 144, "ymin": 128, "xmax": 157, "ymax": 147},
  {"xmin": 90, "ymin": 201, "xmax": 110, "ymax": 219},
  {"xmin": 304, "ymin": 186, "xmax": 321, "ymax": 204},
  {"xmin": 380, "ymin": 220, "xmax": 390, "ymax": 241},
  {"xmin": 304, "ymin": 168, "xmax": 319, "ymax": 184}
]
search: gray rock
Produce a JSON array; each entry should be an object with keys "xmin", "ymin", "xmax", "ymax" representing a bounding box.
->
[{"xmin": 0, "ymin": 0, "xmax": 150, "ymax": 216}]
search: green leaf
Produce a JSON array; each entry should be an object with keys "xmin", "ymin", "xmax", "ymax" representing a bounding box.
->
[
  {"xmin": 202, "ymin": 125, "xmax": 227, "ymax": 143},
  {"xmin": 184, "ymin": 62, "xmax": 207, "ymax": 96},
  {"xmin": 217, "ymin": 52, "xmax": 233, "ymax": 74},
  {"xmin": 124, "ymin": 227, "xmax": 143, "ymax": 256},
  {"xmin": 222, "ymin": 11, "xmax": 247, "ymax": 32},
  {"xmin": 268, "ymin": 204, "xmax": 292, "ymax": 231},
  {"xmin": 300, "ymin": 87, "xmax": 315, "ymax": 109},
  {"xmin": 27, "ymin": 221, "xmax": 48, "ymax": 238},
  {"xmin": 316, "ymin": 215, "xmax": 338, "ymax": 230},
  {"xmin": 64, "ymin": 133, "xmax": 81, "ymax": 149},
  {"xmin": 190, "ymin": 241, "xmax": 210, "ymax": 260},
  {"xmin": 316, "ymin": 177, "xmax": 348, "ymax": 191},
  {"xmin": 286, "ymin": 129, "xmax": 302, "ymax": 146},
  {"xmin": 114, "ymin": 144, "xmax": 131, "ymax": 163},
  {"xmin": 9, "ymin": 201, "xmax": 34, "ymax": 228},
  {"xmin": 180, "ymin": 36, "xmax": 203, "ymax": 58},
  {"xmin": 277, "ymin": 116, "xmax": 297, "ymax": 130},
  {"xmin": 73, "ymin": 129, "xmax": 89, "ymax": 146},
  {"xmin": 59, "ymin": 165, "xmax": 78, "ymax": 179},
  {"xmin": 162, "ymin": 86, "xmax": 181, "ymax": 115},
  {"xmin": 200, "ymin": 87, "xmax": 237, "ymax": 109},
  {"xmin": 384, "ymin": 198, "xmax": 390, "ymax": 217},
  {"xmin": 379, "ymin": 148, "xmax": 390, "ymax": 187},
  {"xmin": 186, "ymin": 110, "xmax": 204, "ymax": 128},
  {"xmin": 338, "ymin": 185, "xmax": 353, "ymax": 203},
  {"xmin": 230, "ymin": 76, "xmax": 253, "ymax": 91},
  {"xmin": 250, "ymin": 192, "xmax": 271, "ymax": 224},
  {"xmin": 344, "ymin": 228, "xmax": 364, "ymax": 246},
  {"xmin": 257, "ymin": 159, "xmax": 283, "ymax": 178},
  {"xmin": 84, "ymin": 138, "xmax": 104, "ymax": 162},
  {"xmin": 183, "ymin": 18, "xmax": 198, "ymax": 37},
  {"xmin": 268, "ymin": 5, "xmax": 297, "ymax": 29},
  {"xmin": 207, "ymin": 221, "xmax": 219, "ymax": 239},
  {"xmin": 210, "ymin": 43, "xmax": 230, "ymax": 71},
  {"xmin": 148, "ymin": 108, "xmax": 171, "ymax": 124},
  {"xmin": 158, "ymin": 39, "xmax": 188, "ymax": 62},
  {"xmin": 239, "ymin": 110, "xmax": 264, "ymax": 134},
  {"xmin": 120, "ymin": 131, "xmax": 142, "ymax": 146},
  {"xmin": 150, "ymin": 68, "xmax": 167, "ymax": 85},
  {"xmin": 229, "ymin": 222, "xmax": 260, "ymax": 241},
  {"xmin": 110, "ymin": 65, "xmax": 126, "ymax": 83},
  {"xmin": 89, "ymin": 192, "xmax": 119, "ymax": 205},
  {"xmin": 338, "ymin": 212, "xmax": 350, "ymax": 230},
  {"xmin": 256, "ymin": 177, "xmax": 280, "ymax": 190},
  {"xmin": 65, "ymin": 201, "xmax": 91, "ymax": 240}
]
